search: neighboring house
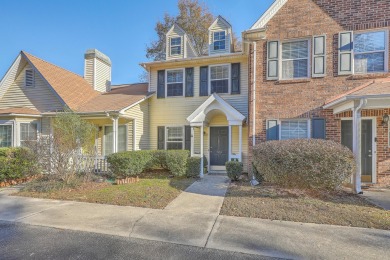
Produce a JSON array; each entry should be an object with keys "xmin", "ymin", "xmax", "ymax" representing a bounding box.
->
[
  {"xmin": 243, "ymin": 0, "xmax": 390, "ymax": 189},
  {"xmin": 141, "ymin": 16, "xmax": 249, "ymax": 175},
  {"xmin": 0, "ymin": 50, "xmax": 152, "ymax": 158}
]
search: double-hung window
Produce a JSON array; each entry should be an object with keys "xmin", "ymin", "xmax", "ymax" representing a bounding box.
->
[
  {"xmin": 166, "ymin": 69, "xmax": 184, "ymax": 97},
  {"xmin": 213, "ymin": 31, "xmax": 226, "ymax": 51},
  {"xmin": 20, "ymin": 123, "xmax": 38, "ymax": 146},
  {"xmin": 280, "ymin": 120, "xmax": 309, "ymax": 140},
  {"xmin": 170, "ymin": 37, "xmax": 182, "ymax": 56},
  {"xmin": 282, "ymin": 40, "xmax": 309, "ymax": 79},
  {"xmin": 210, "ymin": 65, "xmax": 229, "ymax": 94},
  {"xmin": 354, "ymin": 31, "xmax": 386, "ymax": 74},
  {"xmin": 166, "ymin": 126, "xmax": 184, "ymax": 150},
  {"xmin": 104, "ymin": 125, "xmax": 127, "ymax": 155},
  {"xmin": 0, "ymin": 124, "xmax": 12, "ymax": 147}
]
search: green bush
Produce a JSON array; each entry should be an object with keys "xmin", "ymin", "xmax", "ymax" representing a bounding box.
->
[
  {"xmin": 146, "ymin": 150, "xmax": 168, "ymax": 170},
  {"xmin": 252, "ymin": 139, "xmax": 356, "ymax": 190},
  {"xmin": 186, "ymin": 157, "xmax": 201, "ymax": 178},
  {"xmin": 0, "ymin": 147, "xmax": 38, "ymax": 182},
  {"xmin": 107, "ymin": 150, "xmax": 153, "ymax": 178},
  {"xmin": 166, "ymin": 150, "xmax": 190, "ymax": 177},
  {"xmin": 226, "ymin": 161, "xmax": 243, "ymax": 181}
]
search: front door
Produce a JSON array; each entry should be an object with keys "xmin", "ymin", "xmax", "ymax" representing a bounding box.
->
[
  {"xmin": 341, "ymin": 119, "xmax": 373, "ymax": 183},
  {"xmin": 210, "ymin": 127, "xmax": 229, "ymax": 166}
]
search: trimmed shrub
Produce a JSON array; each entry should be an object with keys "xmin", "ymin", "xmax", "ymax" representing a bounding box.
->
[
  {"xmin": 107, "ymin": 150, "xmax": 153, "ymax": 178},
  {"xmin": 226, "ymin": 161, "xmax": 243, "ymax": 181},
  {"xmin": 186, "ymin": 157, "xmax": 201, "ymax": 178},
  {"xmin": 166, "ymin": 150, "xmax": 190, "ymax": 177},
  {"xmin": 146, "ymin": 150, "xmax": 168, "ymax": 170},
  {"xmin": 0, "ymin": 147, "xmax": 38, "ymax": 182},
  {"xmin": 252, "ymin": 139, "xmax": 356, "ymax": 190}
]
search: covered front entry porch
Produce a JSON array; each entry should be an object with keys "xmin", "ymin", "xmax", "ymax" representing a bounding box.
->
[
  {"xmin": 187, "ymin": 93, "xmax": 246, "ymax": 176},
  {"xmin": 324, "ymin": 78, "xmax": 390, "ymax": 191}
]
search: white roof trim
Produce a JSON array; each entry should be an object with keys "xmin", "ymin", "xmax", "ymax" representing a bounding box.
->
[
  {"xmin": 250, "ymin": 0, "xmax": 288, "ymax": 30},
  {"xmin": 208, "ymin": 15, "xmax": 232, "ymax": 30},
  {"xmin": 0, "ymin": 54, "xmax": 22, "ymax": 100},
  {"xmin": 167, "ymin": 23, "xmax": 187, "ymax": 36},
  {"xmin": 186, "ymin": 93, "xmax": 245, "ymax": 126}
]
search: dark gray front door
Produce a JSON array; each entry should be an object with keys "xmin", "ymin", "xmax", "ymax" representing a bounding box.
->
[
  {"xmin": 210, "ymin": 127, "xmax": 229, "ymax": 166},
  {"xmin": 341, "ymin": 119, "xmax": 373, "ymax": 182}
]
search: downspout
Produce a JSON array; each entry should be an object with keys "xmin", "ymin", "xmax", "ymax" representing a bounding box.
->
[
  {"xmin": 352, "ymin": 98, "xmax": 367, "ymax": 194},
  {"xmin": 252, "ymin": 42, "xmax": 257, "ymax": 147}
]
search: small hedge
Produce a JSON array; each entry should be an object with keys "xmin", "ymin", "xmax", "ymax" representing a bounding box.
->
[
  {"xmin": 107, "ymin": 150, "xmax": 190, "ymax": 178},
  {"xmin": 0, "ymin": 147, "xmax": 38, "ymax": 183},
  {"xmin": 252, "ymin": 139, "xmax": 356, "ymax": 190},
  {"xmin": 186, "ymin": 157, "xmax": 201, "ymax": 178},
  {"xmin": 226, "ymin": 161, "xmax": 243, "ymax": 181}
]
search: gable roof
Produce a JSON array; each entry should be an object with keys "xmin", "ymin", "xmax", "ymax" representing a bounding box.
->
[
  {"xmin": 0, "ymin": 107, "xmax": 40, "ymax": 116},
  {"xmin": 167, "ymin": 23, "xmax": 187, "ymax": 36},
  {"xmin": 209, "ymin": 15, "xmax": 232, "ymax": 30},
  {"xmin": 77, "ymin": 83, "xmax": 154, "ymax": 113},
  {"xmin": 250, "ymin": 0, "xmax": 288, "ymax": 30},
  {"xmin": 21, "ymin": 52, "xmax": 100, "ymax": 110}
]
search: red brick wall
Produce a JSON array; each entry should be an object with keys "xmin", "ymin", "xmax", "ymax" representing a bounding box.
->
[{"xmin": 249, "ymin": 0, "xmax": 390, "ymax": 183}]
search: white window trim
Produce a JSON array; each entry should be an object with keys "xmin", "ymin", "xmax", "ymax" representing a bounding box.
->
[
  {"xmin": 353, "ymin": 29, "xmax": 389, "ymax": 75},
  {"xmin": 0, "ymin": 120, "xmax": 15, "ymax": 147},
  {"xmin": 25, "ymin": 69, "xmax": 35, "ymax": 88},
  {"xmin": 279, "ymin": 119, "xmax": 311, "ymax": 140},
  {"xmin": 208, "ymin": 63, "xmax": 231, "ymax": 94},
  {"xmin": 212, "ymin": 30, "xmax": 227, "ymax": 52},
  {"xmin": 102, "ymin": 124, "xmax": 128, "ymax": 156},
  {"xmin": 165, "ymin": 68, "xmax": 185, "ymax": 98},
  {"xmin": 17, "ymin": 121, "xmax": 41, "ymax": 146},
  {"xmin": 280, "ymin": 38, "xmax": 311, "ymax": 80},
  {"xmin": 165, "ymin": 126, "xmax": 184, "ymax": 150},
  {"xmin": 169, "ymin": 36, "xmax": 183, "ymax": 57}
]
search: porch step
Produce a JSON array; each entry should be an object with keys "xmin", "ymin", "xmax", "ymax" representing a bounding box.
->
[{"xmin": 208, "ymin": 170, "xmax": 227, "ymax": 176}]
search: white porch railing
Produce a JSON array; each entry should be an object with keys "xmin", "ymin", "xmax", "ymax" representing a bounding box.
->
[{"xmin": 77, "ymin": 155, "xmax": 109, "ymax": 174}]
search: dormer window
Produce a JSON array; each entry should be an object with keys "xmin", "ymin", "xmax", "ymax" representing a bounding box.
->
[
  {"xmin": 25, "ymin": 69, "xmax": 34, "ymax": 87},
  {"xmin": 170, "ymin": 37, "xmax": 182, "ymax": 56},
  {"xmin": 213, "ymin": 31, "xmax": 226, "ymax": 51}
]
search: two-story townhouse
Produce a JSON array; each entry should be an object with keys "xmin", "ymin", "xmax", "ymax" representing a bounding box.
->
[
  {"xmin": 0, "ymin": 50, "xmax": 152, "ymax": 166},
  {"xmin": 141, "ymin": 16, "xmax": 249, "ymax": 175},
  {"xmin": 244, "ymin": 0, "xmax": 390, "ymax": 191}
]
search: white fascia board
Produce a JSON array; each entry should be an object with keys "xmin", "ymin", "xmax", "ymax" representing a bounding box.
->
[
  {"xmin": 250, "ymin": 0, "xmax": 288, "ymax": 30},
  {"xmin": 0, "ymin": 54, "xmax": 22, "ymax": 100}
]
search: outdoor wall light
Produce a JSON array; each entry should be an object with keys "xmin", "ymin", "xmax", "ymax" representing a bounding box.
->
[{"xmin": 382, "ymin": 113, "xmax": 389, "ymax": 126}]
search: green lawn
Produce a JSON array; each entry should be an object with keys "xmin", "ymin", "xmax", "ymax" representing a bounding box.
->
[
  {"xmin": 221, "ymin": 181, "xmax": 390, "ymax": 230},
  {"xmin": 16, "ymin": 171, "xmax": 195, "ymax": 209}
]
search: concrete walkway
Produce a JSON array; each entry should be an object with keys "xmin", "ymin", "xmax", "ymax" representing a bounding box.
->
[
  {"xmin": 1, "ymin": 177, "xmax": 390, "ymax": 259},
  {"xmin": 361, "ymin": 188, "xmax": 390, "ymax": 210}
]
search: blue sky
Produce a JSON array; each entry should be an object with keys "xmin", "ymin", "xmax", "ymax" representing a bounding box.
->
[{"xmin": 0, "ymin": 0, "xmax": 274, "ymax": 85}]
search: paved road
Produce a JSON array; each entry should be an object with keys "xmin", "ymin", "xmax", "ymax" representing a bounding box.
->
[{"xmin": 0, "ymin": 221, "xmax": 275, "ymax": 260}]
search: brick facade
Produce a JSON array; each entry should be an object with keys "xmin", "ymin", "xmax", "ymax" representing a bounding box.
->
[{"xmin": 248, "ymin": 0, "xmax": 390, "ymax": 184}]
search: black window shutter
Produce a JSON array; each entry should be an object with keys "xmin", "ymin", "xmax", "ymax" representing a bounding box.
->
[
  {"xmin": 157, "ymin": 70, "xmax": 165, "ymax": 99},
  {"xmin": 231, "ymin": 63, "xmax": 240, "ymax": 94},
  {"xmin": 199, "ymin": 66, "xmax": 208, "ymax": 96},
  {"xmin": 157, "ymin": 126, "xmax": 165, "ymax": 150},
  {"xmin": 184, "ymin": 126, "xmax": 191, "ymax": 151},
  {"xmin": 266, "ymin": 120, "xmax": 279, "ymax": 141},
  {"xmin": 185, "ymin": 68, "xmax": 194, "ymax": 97},
  {"xmin": 312, "ymin": 119, "xmax": 326, "ymax": 139}
]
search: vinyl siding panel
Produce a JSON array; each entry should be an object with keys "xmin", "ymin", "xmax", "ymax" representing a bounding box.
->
[
  {"xmin": 123, "ymin": 100, "xmax": 150, "ymax": 150},
  {"xmin": 95, "ymin": 58, "xmax": 111, "ymax": 92},
  {"xmin": 0, "ymin": 55, "xmax": 25, "ymax": 99},
  {"xmin": 167, "ymin": 27, "xmax": 185, "ymax": 60},
  {"xmin": 84, "ymin": 58, "xmax": 94, "ymax": 88},
  {"xmin": 0, "ymin": 64, "xmax": 64, "ymax": 112}
]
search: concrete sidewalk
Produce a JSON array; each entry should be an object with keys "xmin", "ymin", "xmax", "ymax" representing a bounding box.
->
[
  {"xmin": 1, "ymin": 177, "xmax": 389, "ymax": 259},
  {"xmin": 361, "ymin": 188, "xmax": 390, "ymax": 210}
]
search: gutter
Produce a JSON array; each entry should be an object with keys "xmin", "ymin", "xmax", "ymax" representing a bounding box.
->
[{"xmin": 324, "ymin": 94, "xmax": 390, "ymax": 109}]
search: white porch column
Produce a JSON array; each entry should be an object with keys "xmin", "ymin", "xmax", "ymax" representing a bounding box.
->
[
  {"xmin": 352, "ymin": 99, "xmax": 366, "ymax": 194},
  {"xmin": 228, "ymin": 125, "xmax": 232, "ymax": 161},
  {"xmin": 111, "ymin": 116, "xmax": 119, "ymax": 153},
  {"xmin": 200, "ymin": 124, "xmax": 204, "ymax": 178},
  {"xmin": 190, "ymin": 127, "xmax": 195, "ymax": 157},
  {"xmin": 133, "ymin": 120, "xmax": 136, "ymax": 151},
  {"xmin": 239, "ymin": 125, "xmax": 242, "ymax": 162}
]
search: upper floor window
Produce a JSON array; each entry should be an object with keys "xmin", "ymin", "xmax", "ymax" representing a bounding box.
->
[
  {"xmin": 210, "ymin": 65, "xmax": 229, "ymax": 94},
  {"xmin": 166, "ymin": 69, "xmax": 184, "ymax": 97},
  {"xmin": 170, "ymin": 37, "xmax": 182, "ymax": 56},
  {"xmin": 213, "ymin": 31, "xmax": 226, "ymax": 51},
  {"xmin": 282, "ymin": 40, "xmax": 309, "ymax": 79},
  {"xmin": 354, "ymin": 31, "xmax": 386, "ymax": 74},
  {"xmin": 25, "ymin": 69, "xmax": 34, "ymax": 87}
]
